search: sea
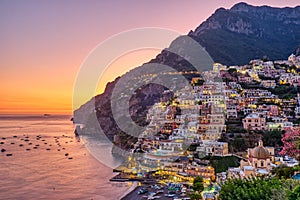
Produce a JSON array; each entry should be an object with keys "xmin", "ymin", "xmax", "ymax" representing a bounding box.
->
[{"xmin": 0, "ymin": 114, "xmax": 131, "ymax": 200}]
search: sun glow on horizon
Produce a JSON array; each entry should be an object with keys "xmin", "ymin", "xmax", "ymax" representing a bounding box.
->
[
  {"xmin": 1, "ymin": 1, "xmax": 300, "ymax": 115},
  {"xmin": 0, "ymin": 49, "xmax": 161, "ymax": 115}
]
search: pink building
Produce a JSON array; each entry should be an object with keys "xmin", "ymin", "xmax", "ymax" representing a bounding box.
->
[
  {"xmin": 243, "ymin": 113, "xmax": 266, "ymax": 130},
  {"xmin": 269, "ymin": 105, "xmax": 279, "ymax": 117}
]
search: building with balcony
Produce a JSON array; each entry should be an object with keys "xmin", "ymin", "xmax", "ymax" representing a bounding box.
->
[{"xmin": 243, "ymin": 113, "xmax": 266, "ymax": 130}]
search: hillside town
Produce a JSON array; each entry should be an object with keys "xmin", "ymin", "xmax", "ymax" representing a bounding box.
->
[{"xmin": 113, "ymin": 54, "xmax": 300, "ymax": 200}]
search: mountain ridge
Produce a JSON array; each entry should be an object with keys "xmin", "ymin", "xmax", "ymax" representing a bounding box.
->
[
  {"xmin": 189, "ymin": 2, "xmax": 300, "ymax": 65},
  {"xmin": 74, "ymin": 3, "xmax": 300, "ymax": 150}
]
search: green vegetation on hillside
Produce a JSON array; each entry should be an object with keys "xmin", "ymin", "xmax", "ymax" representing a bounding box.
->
[
  {"xmin": 268, "ymin": 85, "xmax": 300, "ymax": 99},
  {"xmin": 272, "ymin": 165, "xmax": 300, "ymax": 179},
  {"xmin": 190, "ymin": 176, "xmax": 204, "ymax": 200},
  {"xmin": 205, "ymin": 156, "xmax": 240, "ymax": 173},
  {"xmin": 219, "ymin": 177, "xmax": 299, "ymax": 200}
]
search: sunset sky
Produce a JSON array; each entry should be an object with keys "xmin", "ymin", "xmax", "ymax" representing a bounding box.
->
[{"xmin": 1, "ymin": 0, "xmax": 299, "ymax": 114}]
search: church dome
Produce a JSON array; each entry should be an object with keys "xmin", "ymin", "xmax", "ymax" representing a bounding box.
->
[
  {"xmin": 253, "ymin": 140, "xmax": 270, "ymax": 159},
  {"xmin": 253, "ymin": 147, "xmax": 269, "ymax": 159}
]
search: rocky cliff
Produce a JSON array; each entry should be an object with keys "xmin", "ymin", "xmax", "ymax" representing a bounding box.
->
[
  {"xmin": 74, "ymin": 2, "xmax": 300, "ymax": 151},
  {"xmin": 189, "ymin": 2, "xmax": 300, "ymax": 65}
]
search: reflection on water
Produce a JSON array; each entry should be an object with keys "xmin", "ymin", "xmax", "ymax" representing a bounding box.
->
[{"xmin": 0, "ymin": 115, "xmax": 129, "ymax": 200}]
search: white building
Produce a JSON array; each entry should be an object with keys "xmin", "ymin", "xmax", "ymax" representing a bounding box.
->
[{"xmin": 196, "ymin": 141, "xmax": 228, "ymax": 157}]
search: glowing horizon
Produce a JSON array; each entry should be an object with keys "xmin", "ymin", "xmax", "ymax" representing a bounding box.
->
[{"xmin": 1, "ymin": 0, "xmax": 299, "ymax": 115}]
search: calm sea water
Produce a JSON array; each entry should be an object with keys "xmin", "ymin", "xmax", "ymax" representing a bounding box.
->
[{"xmin": 0, "ymin": 115, "xmax": 130, "ymax": 200}]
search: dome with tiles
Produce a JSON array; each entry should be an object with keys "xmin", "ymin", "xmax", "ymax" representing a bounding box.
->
[{"xmin": 253, "ymin": 140, "xmax": 270, "ymax": 159}]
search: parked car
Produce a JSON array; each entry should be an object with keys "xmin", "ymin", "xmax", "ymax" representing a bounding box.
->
[
  {"xmin": 164, "ymin": 193, "xmax": 175, "ymax": 197},
  {"xmin": 138, "ymin": 188, "xmax": 148, "ymax": 195}
]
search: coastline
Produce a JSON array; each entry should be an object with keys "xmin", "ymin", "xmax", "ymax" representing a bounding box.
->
[{"xmin": 118, "ymin": 181, "xmax": 138, "ymax": 200}]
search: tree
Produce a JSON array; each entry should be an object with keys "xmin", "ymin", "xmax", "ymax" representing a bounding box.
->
[
  {"xmin": 193, "ymin": 176, "xmax": 204, "ymax": 184},
  {"xmin": 192, "ymin": 176, "xmax": 204, "ymax": 192},
  {"xmin": 190, "ymin": 176, "xmax": 204, "ymax": 200},
  {"xmin": 280, "ymin": 127, "xmax": 300, "ymax": 161},
  {"xmin": 270, "ymin": 179, "xmax": 299, "ymax": 200},
  {"xmin": 193, "ymin": 182, "xmax": 204, "ymax": 192},
  {"xmin": 262, "ymin": 129, "xmax": 284, "ymax": 147},
  {"xmin": 272, "ymin": 165, "xmax": 298, "ymax": 179},
  {"xmin": 232, "ymin": 137, "xmax": 246, "ymax": 152},
  {"xmin": 286, "ymin": 185, "xmax": 300, "ymax": 200},
  {"xmin": 219, "ymin": 177, "xmax": 284, "ymax": 200},
  {"xmin": 190, "ymin": 192, "xmax": 202, "ymax": 200}
]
